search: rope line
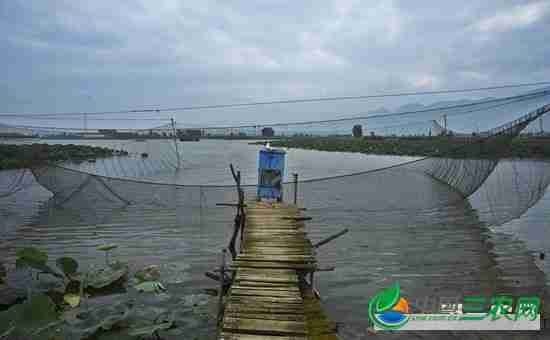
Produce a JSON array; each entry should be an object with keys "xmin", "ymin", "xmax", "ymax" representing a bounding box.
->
[{"xmin": 2, "ymin": 81, "xmax": 549, "ymax": 117}]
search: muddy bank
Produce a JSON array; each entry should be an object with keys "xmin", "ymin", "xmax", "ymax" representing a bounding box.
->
[
  {"xmin": 260, "ymin": 136, "xmax": 550, "ymax": 158},
  {"xmin": 0, "ymin": 143, "xmax": 126, "ymax": 170}
]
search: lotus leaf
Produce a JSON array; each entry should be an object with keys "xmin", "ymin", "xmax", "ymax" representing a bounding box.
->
[
  {"xmin": 134, "ymin": 281, "xmax": 166, "ymax": 293},
  {"xmin": 96, "ymin": 244, "xmax": 118, "ymax": 251},
  {"xmin": 16, "ymin": 247, "xmax": 48, "ymax": 265},
  {"xmin": 86, "ymin": 265, "xmax": 128, "ymax": 290},
  {"xmin": 134, "ymin": 265, "xmax": 161, "ymax": 282},
  {"xmin": 0, "ymin": 263, "xmax": 5, "ymax": 283},
  {"xmin": 56, "ymin": 257, "xmax": 79, "ymax": 277},
  {"xmin": 61, "ymin": 301, "xmax": 132, "ymax": 339},
  {"xmin": 16, "ymin": 250, "xmax": 62, "ymax": 279},
  {"xmin": 0, "ymin": 284, "xmax": 20, "ymax": 308},
  {"xmin": 63, "ymin": 294, "xmax": 81, "ymax": 308},
  {"xmin": 0, "ymin": 293, "xmax": 60, "ymax": 339},
  {"xmin": 128, "ymin": 321, "xmax": 173, "ymax": 336}
]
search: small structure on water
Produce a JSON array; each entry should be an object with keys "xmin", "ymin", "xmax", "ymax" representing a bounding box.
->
[{"xmin": 257, "ymin": 145, "xmax": 286, "ymax": 202}]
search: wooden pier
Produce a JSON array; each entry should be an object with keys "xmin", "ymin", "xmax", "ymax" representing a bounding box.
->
[{"xmin": 218, "ymin": 201, "xmax": 338, "ymax": 340}]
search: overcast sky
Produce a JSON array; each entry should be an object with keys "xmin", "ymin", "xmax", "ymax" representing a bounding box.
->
[{"xmin": 1, "ymin": 0, "xmax": 549, "ymax": 129}]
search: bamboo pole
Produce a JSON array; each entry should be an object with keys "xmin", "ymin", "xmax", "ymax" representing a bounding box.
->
[
  {"xmin": 293, "ymin": 173, "xmax": 298, "ymax": 205},
  {"xmin": 217, "ymin": 249, "xmax": 226, "ymax": 326},
  {"xmin": 314, "ymin": 228, "xmax": 349, "ymax": 248}
]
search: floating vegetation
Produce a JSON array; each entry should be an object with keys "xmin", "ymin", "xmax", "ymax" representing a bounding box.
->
[
  {"xmin": 97, "ymin": 244, "xmax": 119, "ymax": 266},
  {"xmin": 86, "ymin": 263, "xmax": 129, "ymax": 291},
  {"xmin": 0, "ymin": 293, "xmax": 59, "ymax": 340},
  {"xmin": 1, "ymin": 247, "xmax": 216, "ymax": 339},
  {"xmin": 262, "ymin": 136, "xmax": 550, "ymax": 158},
  {"xmin": 63, "ymin": 293, "xmax": 81, "ymax": 308},
  {"xmin": 0, "ymin": 143, "xmax": 125, "ymax": 170},
  {"xmin": 56, "ymin": 257, "xmax": 79, "ymax": 278},
  {"xmin": 135, "ymin": 265, "xmax": 161, "ymax": 283},
  {"xmin": 134, "ymin": 281, "xmax": 166, "ymax": 294}
]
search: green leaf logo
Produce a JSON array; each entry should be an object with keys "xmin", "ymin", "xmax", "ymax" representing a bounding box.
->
[
  {"xmin": 374, "ymin": 283, "xmax": 401, "ymax": 312},
  {"xmin": 368, "ymin": 282, "xmax": 410, "ymax": 330}
]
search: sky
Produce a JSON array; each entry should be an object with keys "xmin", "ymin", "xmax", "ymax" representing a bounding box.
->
[{"xmin": 0, "ymin": 0, "xmax": 550, "ymax": 130}]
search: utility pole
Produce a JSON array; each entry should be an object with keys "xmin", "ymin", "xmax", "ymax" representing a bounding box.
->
[
  {"xmin": 84, "ymin": 94, "xmax": 92, "ymax": 136},
  {"xmin": 442, "ymin": 114, "xmax": 447, "ymax": 136},
  {"xmin": 83, "ymin": 112, "xmax": 87, "ymax": 134},
  {"xmin": 540, "ymin": 117, "xmax": 544, "ymax": 135},
  {"xmin": 171, "ymin": 118, "xmax": 181, "ymax": 170}
]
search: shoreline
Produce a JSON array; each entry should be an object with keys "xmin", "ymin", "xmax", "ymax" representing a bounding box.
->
[
  {"xmin": 0, "ymin": 143, "xmax": 125, "ymax": 170},
  {"xmin": 256, "ymin": 136, "xmax": 550, "ymax": 159}
]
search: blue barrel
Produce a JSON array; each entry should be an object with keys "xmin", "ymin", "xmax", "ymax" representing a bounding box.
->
[{"xmin": 257, "ymin": 148, "xmax": 286, "ymax": 201}]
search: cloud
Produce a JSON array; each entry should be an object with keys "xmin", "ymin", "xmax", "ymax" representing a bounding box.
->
[
  {"xmin": 474, "ymin": 2, "xmax": 549, "ymax": 33},
  {"xmin": 0, "ymin": 0, "xmax": 549, "ymax": 129}
]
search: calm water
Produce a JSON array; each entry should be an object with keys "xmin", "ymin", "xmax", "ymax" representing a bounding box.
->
[{"xmin": 2, "ymin": 139, "xmax": 550, "ymax": 338}]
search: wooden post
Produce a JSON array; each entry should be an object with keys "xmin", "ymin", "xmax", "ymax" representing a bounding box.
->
[
  {"xmin": 314, "ymin": 228, "xmax": 349, "ymax": 248},
  {"xmin": 171, "ymin": 118, "xmax": 181, "ymax": 170},
  {"xmin": 228, "ymin": 164, "xmax": 244, "ymax": 260},
  {"xmin": 217, "ymin": 248, "xmax": 226, "ymax": 325},
  {"xmin": 293, "ymin": 173, "xmax": 298, "ymax": 205}
]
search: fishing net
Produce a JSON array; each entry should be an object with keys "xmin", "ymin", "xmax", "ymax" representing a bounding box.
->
[
  {"xmin": 0, "ymin": 87, "xmax": 546, "ymax": 231},
  {"xmin": 9, "ymin": 89, "xmax": 544, "ymax": 229}
]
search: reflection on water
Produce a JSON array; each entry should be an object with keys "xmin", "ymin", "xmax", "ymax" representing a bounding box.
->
[{"xmin": 2, "ymin": 140, "xmax": 550, "ymax": 338}]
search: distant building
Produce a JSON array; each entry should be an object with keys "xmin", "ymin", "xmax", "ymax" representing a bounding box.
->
[
  {"xmin": 352, "ymin": 124, "xmax": 363, "ymax": 138},
  {"xmin": 0, "ymin": 124, "xmax": 33, "ymax": 137},
  {"xmin": 262, "ymin": 127, "xmax": 275, "ymax": 137},
  {"xmin": 98, "ymin": 129, "xmax": 118, "ymax": 136}
]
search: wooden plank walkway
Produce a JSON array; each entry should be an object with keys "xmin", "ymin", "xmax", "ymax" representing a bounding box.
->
[{"xmin": 219, "ymin": 201, "xmax": 338, "ymax": 340}]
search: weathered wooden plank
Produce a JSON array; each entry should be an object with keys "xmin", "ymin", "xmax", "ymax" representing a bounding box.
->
[
  {"xmin": 242, "ymin": 250, "xmax": 313, "ymax": 256},
  {"xmin": 231, "ymin": 288, "xmax": 302, "ymax": 298},
  {"xmin": 235, "ymin": 273, "xmax": 299, "ymax": 283},
  {"xmin": 235, "ymin": 282, "xmax": 299, "ymax": 290},
  {"xmin": 232, "ymin": 261, "xmax": 316, "ymax": 270},
  {"xmin": 244, "ymin": 242, "xmax": 312, "ymax": 248},
  {"xmin": 243, "ymin": 246, "xmax": 312, "ymax": 252},
  {"xmin": 228, "ymin": 296, "xmax": 304, "ymax": 306},
  {"xmin": 226, "ymin": 301, "xmax": 304, "ymax": 309},
  {"xmin": 225, "ymin": 305, "xmax": 305, "ymax": 315},
  {"xmin": 225, "ymin": 312, "xmax": 306, "ymax": 322},
  {"xmin": 218, "ymin": 201, "xmax": 336, "ymax": 340},
  {"xmin": 220, "ymin": 332, "xmax": 306, "ymax": 340},
  {"xmin": 246, "ymin": 224, "xmax": 305, "ymax": 229},
  {"xmin": 229, "ymin": 294, "xmax": 302, "ymax": 303},
  {"xmin": 245, "ymin": 232, "xmax": 306, "ymax": 236},
  {"xmin": 237, "ymin": 255, "xmax": 316, "ymax": 262},
  {"xmin": 232, "ymin": 285, "xmax": 301, "ymax": 292},
  {"xmin": 223, "ymin": 317, "xmax": 306, "ymax": 335}
]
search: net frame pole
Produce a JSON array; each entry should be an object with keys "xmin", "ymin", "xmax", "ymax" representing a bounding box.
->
[
  {"xmin": 171, "ymin": 117, "xmax": 181, "ymax": 170},
  {"xmin": 293, "ymin": 172, "xmax": 299, "ymax": 205}
]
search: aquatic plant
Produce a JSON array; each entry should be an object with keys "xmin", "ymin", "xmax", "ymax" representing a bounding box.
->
[
  {"xmin": 0, "ymin": 293, "xmax": 59, "ymax": 340},
  {"xmin": 86, "ymin": 262, "xmax": 129, "ymax": 291},
  {"xmin": 97, "ymin": 244, "xmax": 119, "ymax": 266},
  {"xmin": 1, "ymin": 247, "xmax": 214, "ymax": 339},
  {"xmin": 56, "ymin": 257, "xmax": 79, "ymax": 278},
  {"xmin": 0, "ymin": 263, "xmax": 5, "ymax": 284},
  {"xmin": 134, "ymin": 281, "xmax": 166, "ymax": 293},
  {"xmin": 135, "ymin": 265, "xmax": 161, "ymax": 283}
]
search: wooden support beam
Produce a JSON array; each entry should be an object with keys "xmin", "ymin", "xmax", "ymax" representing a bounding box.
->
[
  {"xmin": 313, "ymin": 229, "xmax": 349, "ymax": 249},
  {"xmin": 217, "ymin": 203, "xmax": 248, "ymax": 208},
  {"xmin": 282, "ymin": 217, "xmax": 312, "ymax": 221}
]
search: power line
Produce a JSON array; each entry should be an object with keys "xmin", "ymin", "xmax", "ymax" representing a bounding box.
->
[
  {"xmin": 9, "ymin": 89, "xmax": 550, "ymax": 132},
  {"xmin": 6, "ymin": 116, "xmax": 172, "ymax": 121},
  {"xmin": 1, "ymin": 81, "xmax": 549, "ymax": 117},
  {"xmin": 180, "ymin": 89, "xmax": 550, "ymax": 129}
]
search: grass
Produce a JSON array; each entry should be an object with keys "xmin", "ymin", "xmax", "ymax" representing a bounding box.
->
[
  {"xmin": 0, "ymin": 143, "xmax": 118, "ymax": 170},
  {"xmin": 260, "ymin": 136, "xmax": 550, "ymax": 159}
]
